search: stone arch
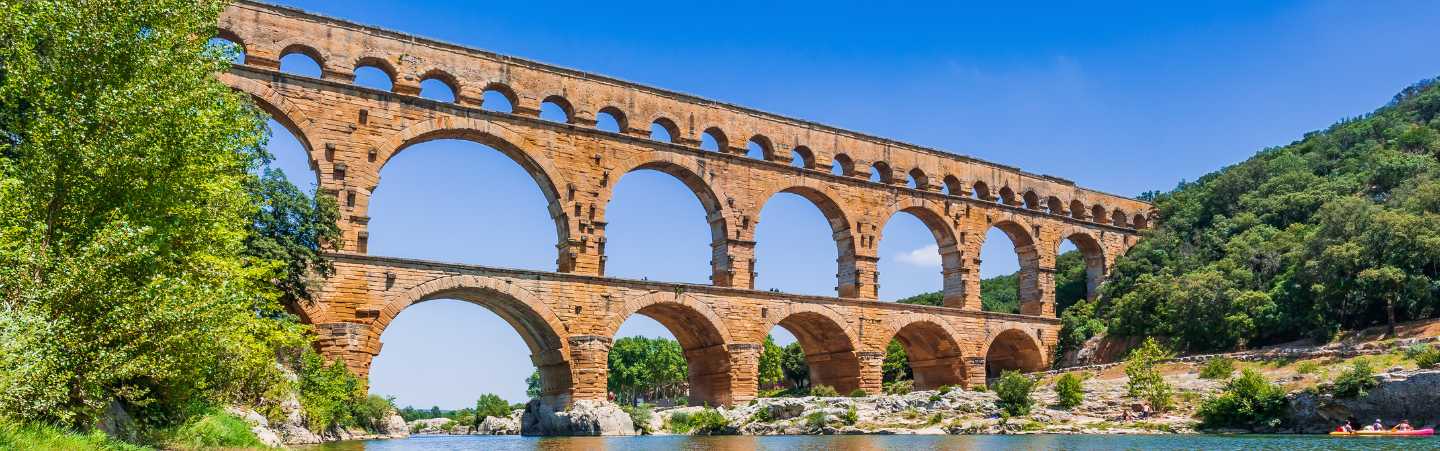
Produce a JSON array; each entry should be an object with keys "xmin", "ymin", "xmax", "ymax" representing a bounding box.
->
[
  {"xmin": 1022, "ymin": 190, "xmax": 1041, "ymax": 210},
  {"xmin": 417, "ymin": 67, "xmax": 462, "ymax": 101},
  {"xmin": 274, "ymin": 37, "xmax": 331, "ymax": 72},
  {"xmin": 747, "ymin": 134, "xmax": 776, "ymax": 160},
  {"xmin": 1046, "ymin": 196, "xmax": 1065, "ymax": 215},
  {"xmin": 983, "ymin": 325, "xmax": 1045, "ymax": 377},
  {"xmin": 540, "ymin": 93, "xmax": 576, "ymax": 123},
  {"xmin": 700, "ymin": 125, "xmax": 730, "ymax": 151},
  {"xmin": 758, "ymin": 303, "xmax": 862, "ymax": 393},
  {"xmin": 596, "ymin": 105, "xmax": 629, "ymax": 132},
  {"xmin": 605, "ymin": 151, "xmax": 734, "ymax": 243},
  {"xmin": 942, "ymin": 175, "xmax": 963, "ymax": 196},
  {"xmin": 478, "ymin": 81, "xmax": 521, "ymax": 110},
  {"xmin": 972, "ymin": 181, "xmax": 992, "ymax": 201},
  {"xmin": 1091, "ymin": 205, "xmax": 1108, "ymax": 224},
  {"xmin": 790, "ymin": 145, "xmax": 816, "ymax": 169},
  {"xmin": 1070, "ymin": 199, "xmax": 1089, "ymax": 220},
  {"xmin": 877, "ymin": 198, "xmax": 960, "ymax": 249},
  {"xmin": 998, "ymin": 186, "xmax": 1018, "ymax": 206},
  {"xmin": 1053, "ymin": 226, "xmax": 1109, "ymax": 302},
  {"xmin": 1133, "ymin": 213, "xmax": 1148, "ymax": 229},
  {"xmin": 214, "ymin": 26, "xmax": 250, "ymax": 56},
  {"xmin": 1111, "ymin": 208, "xmax": 1128, "ymax": 227},
  {"xmin": 754, "ymin": 176, "xmax": 855, "ymax": 257},
  {"xmin": 877, "ymin": 314, "xmax": 969, "ymax": 389},
  {"xmin": 870, "ymin": 161, "xmax": 895, "ymax": 184},
  {"xmin": 907, "ymin": 168, "xmax": 929, "ymax": 190},
  {"xmin": 220, "ymin": 73, "xmax": 323, "ymax": 187},
  {"xmin": 602, "ymin": 291, "xmax": 738, "ymax": 405},
  {"xmin": 647, "ymin": 114, "xmax": 682, "ymax": 143},
  {"xmin": 352, "ymin": 53, "xmax": 399, "ymax": 84},
  {"xmin": 371, "ymin": 275, "xmax": 575, "ymax": 405},
  {"xmin": 831, "ymin": 153, "xmax": 856, "ymax": 176}
]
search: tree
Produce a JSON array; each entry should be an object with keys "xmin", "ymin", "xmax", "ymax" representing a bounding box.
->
[
  {"xmin": 525, "ymin": 370, "xmax": 542, "ymax": 399},
  {"xmin": 994, "ymin": 370, "xmax": 1036, "ymax": 416},
  {"xmin": 430, "ymin": 406, "xmax": 442, "ymax": 419},
  {"xmin": 1125, "ymin": 338, "xmax": 1174, "ymax": 412},
  {"xmin": 474, "ymin": 394, "xmax": 511, "ymax": 423},
  {"xmin": 780, "ymin": 342, "xmax": 809, "ymax": 388},
  {"xmin": 0, "ymin": 0, "xmax": 305, "ymax": 427},
  {"xmin": 1054, "ymin": 372, "xmax": 1085, "ymax": 409},
  {"xmin": 607, "ymin": 336, "xmax": 687, "ymax": 404},
  {"xmin": 758, "ymin": 335, "xmax": 783, "ymax": 388},
  {"xmin": 241, "ymin": 167, "xmax": 341, "ymax": 307},
  {"xmin": 882, "ymin": 339, "xmax": 910, "ymax": 382},
  {"xmin": 1195, "ymin": 367, "xmax": 1288, "ymax": 429}
]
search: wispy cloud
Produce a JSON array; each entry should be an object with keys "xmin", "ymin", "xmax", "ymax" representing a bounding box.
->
[{"xmin": 894, "ymin": 244, "xmax": 941, "ymax": 267}]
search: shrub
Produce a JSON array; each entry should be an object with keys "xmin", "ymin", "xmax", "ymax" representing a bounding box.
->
[
  {"xmin": 842, "ymin": 407, "xmax": 858, "ymax": 425},
  {"xmin": 1054, "ymin": 372, "xmax": 1085, "ymax": 409},
  {"xmin": 805, "ymin": 411, "xmax": 829, "ymax": 426},
  {"xmin": 751, "ymin": 405, "xmax": 773, "ymax": 423},
  {"xmin": 938, "ymin": 385, "xmax": 952, "ymax": 395},
  {"xmin": 667, "ymin": 411, "xmax": 692, "ymax": 434},
  {"xmin": 1295, "ymin": 361, "xmax": 1320, "ymax": 375},
  {"xmin": 887, "ymin": 380, "xmax": 914, "ymax": 395},
  {"xmin": 1199, "ymin": 357, "xmax": 1236, "ymax": 380},
  {"xmin": 972, "ymin": 384, "xmax": 988, "ymax": 393},
  {"xmin": 1404, "ymin": 343, "xmax": 1440, "ymax": 368},
  {"xmin": 674, "ymin": 397, "xmax": 689, "ymax": 406},
  {"xmin": 1195, "ymin": 367, "xmax": 1289, "ymax": 429},
  {"xmin": 689, "ymin": 408, "xmax": 730, "ymax": 434},
  {"xmin": 811, "ymin": 385, "xmax": 840, "ymax": 397},
  {"xmin": 994, "ymin": 370, "xmax": 1036, "ymax": 416},
  {"xmin": 1332, "ymin": 359, "xmax": 1379, "ymax": 398},
  {"xmin": 1125, "ymin": 338, "xmax": 1174, "ymax": 412},
  {"xmin": 849, "ymin": 389, "xmax": 868, "ymax": 397},
  {"xmin": 620, "ymin": 404, "xmax": 654, "ymax": 432},
  {"xmin": 929, "ymin": 394, "xmax": 943, "ymax": 402},
  {"xmin": 474, "ymin": 393, "xmax": 512, "ymax": 422}
]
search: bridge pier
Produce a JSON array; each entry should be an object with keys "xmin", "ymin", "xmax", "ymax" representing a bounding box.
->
[{"xmin": 837, "ymin": 255, "xmax": 879, "ymax": 300}]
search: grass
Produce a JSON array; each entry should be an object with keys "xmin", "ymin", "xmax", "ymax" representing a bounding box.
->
[
  {"xmin": 147, "ymin": 409, "xmax": 274, "ymax": 451},
  {"xmin": 0, "ymin": 422, "xmax": 150, "ymax": 451}
]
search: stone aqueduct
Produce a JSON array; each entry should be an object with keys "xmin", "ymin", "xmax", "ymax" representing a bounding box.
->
[{"xmin": 216, "ymin": 1, "xmax": 1151, "ymax": 407}]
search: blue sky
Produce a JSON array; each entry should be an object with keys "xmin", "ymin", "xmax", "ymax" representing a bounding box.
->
[{"xmin": 253, "ymin": 0, "xmax": 1440, "ymax": 409}]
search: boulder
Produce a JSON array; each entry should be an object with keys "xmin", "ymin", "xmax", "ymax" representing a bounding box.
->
[
  {"xmin": 1288, "ymin": 370, "xmax": 1440, "ymax": 433},
  {"xmin": 476, "ymin": 413, "xmax": 522, "ymax": 435},
  {"xmin": 224, "ymin": 406, "xmax": 284, "ymax": 448},
  {"xmin": 767, "ymin": 399, "xmax": 807, "ymax": 420},
  {"xmin": 520, "ymin": 399, "xmax": 636, "ymax": 436}
]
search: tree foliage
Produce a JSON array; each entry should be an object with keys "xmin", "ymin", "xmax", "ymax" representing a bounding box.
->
[
  {"xmin": 1195, "ymin": 367, "xmax": 1289, "ymax": 429},
  {"xmin": 0, "ymin": 0, "xmax": 307, "ymax": 428},
  {"xmin": 1094, "ymin": 78, "xmax": 1440, "ymax": 350},
  {"xmin": 474, "ymin": 394, "xmax": 511, "ymax": 422},
  {"xmin": 994, "ymin": 370, "xmax": 1036, "ymax": 416},
  {"xmin": 1124, "ymin": 338, "xmax": 1174, "ymax": 412},
  {"xmin": 1054, "ymin": 372, "xmax": 1085, "ymax": 409},
  {"xmin": 758, "ymin": 335, "xmax": 784, "ymax": 387},
  {"xmin": 898, "ymin": 250, "xmax": 1088, "ymax": 316},
  {"xmin": 882, "ymin": 339, "xmax": 910, "ymax": 382},
  {"xmin": 780, "ymin": 342, "xmax": 809, "ymax": 388},
  {"xmin": 607, "ymin": 336, "xmax": 687, "ymax": 404}
]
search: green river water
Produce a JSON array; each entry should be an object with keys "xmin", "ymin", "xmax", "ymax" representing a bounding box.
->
[{"xmin": 293, "ymin": 434, "xmax": 1435, "ymax": 451}]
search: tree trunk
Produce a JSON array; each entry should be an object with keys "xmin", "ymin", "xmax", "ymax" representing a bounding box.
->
[{"xmin": 1387, "ymin": 295, "xmax": 1397, "ymax": 336}]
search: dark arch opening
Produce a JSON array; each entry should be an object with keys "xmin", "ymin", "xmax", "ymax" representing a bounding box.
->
[
  {"xmin": 972, "ymin": 181, "xmax": 991, "ymax": 201},
  {"xmin": 985, "ymin": 330, "xmax": 1043, "ymax": 378},
  {"xmin": 942, "ymin": 175, "xmax": 962, "ymax": 196},
  {"xmin": 480, "ymin": 83, "xmax": 518, "ymax": 114},
  {"xmin": 1111, "ymin": 209, "xmax": 1128, "ymax": 227},
  {"xmin": 765, "ymin": 312, "xmax": 860, "ymax": 394},
  {"xmin": 1022, "ymin": 191, "xmax": 1040, "ymax": 210},
  {"xmin": 831, "ymin": 154, "xmax": 854, "ymax": 177},
  {"xmin": 650, "ymin": 118, "xmax": 680, "ymax": 143},
  {"xmin": 907, "ymin": 168, "xmax": 928, "ymax": 190},
  {"xmin": 701, "ymin": 127, "xmax": 728, "ymax": 152},
  {"xmin": 540, "ymin": 96, "xmax": 573, "ymax": 123},
  {"xmin": 1133, "ymin": 213, "xmax": 1148, "ymax": 229},
  {"xmin": 1091, "ymin": 205, "xmax": 1108, "ymax": 223},
  {"xmin": 596, "ymin": 106, "xmax": 627, "ymax": 133},
  {"xmin": 997, "ymin": 186, "xmax": 1017, "ymax": 206},
  {"xmin": 747, "ymin": 135, "xmax": 774, "ymax": 161},
  {"xmin": 791, "ymin": 146, "xmax": 815, "ymax": 169},
  {"xmin": 1056, "ymin": 233, "xmax": 1104, "ymax": 313},
  {"xmin": 1046, "ymin": 196, "xmax": 1065, "ymax": 215},
  {"xmin": 870, "ymin": 162, "xmax": 893, "ymax": 184},
  {"xmin": 1070, "ymin": 200, "xmax": 1089, "ymax": 220},
  {"xmin": 890, "ymin": 322, "xmax": 968, "ymax": 390}
]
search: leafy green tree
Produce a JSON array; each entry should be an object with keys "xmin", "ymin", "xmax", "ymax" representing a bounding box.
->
[
  {"xmin": 241, "ymin": 167, "xmax": 341, "ymax": 307},
  {"xmin": 1199, "ymin": 357, "xmax": 1236, "ymax": 380},
  {"xmin": 758, "ymin": 335, "xmax": 783, "ymax": 387},
  {"xmin": 1332, "ymin": 359, "xmax": 1379, "ymax": 398},
  {"xmin": 882, "ymin": 339, "xmax": 910, "ymax": 382},
  {"xmin": 607, "ymin": 336, "xmax": 687, "ymax": 404},
  {"xmin": 0, "ymin": 0, "xmax": 306, "ymax": 427},
  {"xmin": 525, "ymin": 370, "xmax": 542, "ymax": 399},
  {"xmin": 780, "ymin": 342, "xmax": 809, "ymax": 388},
  {"xmin": 1054, "ymin": 372, "xmax": 1085, "ymax": 409},
  {"xmin": 1195, "ymin": 367, "xmax": 1289, "ymax": 429},
  {"xmin": 474, "ymin": 394, "xmax": 511, "ymax": 423},
  {"xmin": 980, "ymin": 273, "xmax": 1020, "ymax": 314},
  {"xmin": 994, "ymin": 370, "xmax": 1036, "ymax": 416},
  {"xmin": 1124, "ymin": 338, "xmax": 1174, "ymax": 412}
]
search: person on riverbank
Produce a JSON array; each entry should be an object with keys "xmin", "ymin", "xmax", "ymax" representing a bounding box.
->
[
  {"xmin": 1121, "ymin": 410, "xmax": 1133, "ymax": 421},
  {"xmin": 1141, "ymin": 403, "xmax": 1152, "ymax": 419}
]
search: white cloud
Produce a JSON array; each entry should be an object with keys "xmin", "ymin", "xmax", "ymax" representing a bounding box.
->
[{"xmin": 894, "ymin": 244, "xmax": 941, "ymax": 267}]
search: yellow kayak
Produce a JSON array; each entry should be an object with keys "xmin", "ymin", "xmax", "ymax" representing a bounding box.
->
[{"xmin": 1330, "ymin": 428, "xmax": 1433, "ymax": 436}]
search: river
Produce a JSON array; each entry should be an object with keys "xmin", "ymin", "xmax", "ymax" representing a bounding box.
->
[{"xmin": 293, "ymin": 434, "xmax": 1433, "ymax": 450}]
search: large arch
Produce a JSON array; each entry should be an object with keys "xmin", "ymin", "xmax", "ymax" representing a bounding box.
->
[
  {"xmin": 374, "ymin": 275, "xmax": 573, "ymax": 405},
  {"xmin": 1053, "ymin": 226, "xmax": 1109, "ymax": 302},
  {"xmin": 757, "ymin": 304, "xmax": 861, "ymax": 393},
  {"xmin": 878, "ymin": 314, "xmax": 969, "ymax": 390},
  {"xmin": 875, "ymin": 198, "xmax": 963, "ymax": 302},
  {"xmin": 602, "ymin": 292, "xmax": 738, "ymax": 406},
  {"xmin": 605, "ymin": 151, "xmax": 734, "ymax": 241},
  {"xmin": 983, "ymin": 326, "xmax": 1045, "ymax": 378},
  {"xmin": 753, "ymin": 177, "xmax": 855, "ymax": 258},
  {"xmin": 221, "ymin": 73, "xmax": 323, "ymax": 187}
]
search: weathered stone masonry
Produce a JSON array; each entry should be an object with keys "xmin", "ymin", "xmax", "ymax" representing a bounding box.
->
[{"xmin": 218, "ymin": 0, "xmax": 1149, "ymax": 407}]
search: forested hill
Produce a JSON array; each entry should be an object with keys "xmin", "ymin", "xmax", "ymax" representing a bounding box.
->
[
  {"xmin": 1087, "ymin": 78, "xmax": 1440, "ymax": 353},
  {"xmin": 901, "ymin": 78, "xmax": 1440, "ymax": 356}
]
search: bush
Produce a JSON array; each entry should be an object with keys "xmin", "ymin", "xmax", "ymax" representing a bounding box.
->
[
  {"xmin": 0, "ymin": 422, "xmax": 149, "ymax": 451},
  {"xmin": 1404, "ymin": 343, "xmax": 1440, "ymax": 368},
  {"xmin": 805, "ymin": 410, "xmax": 829, "ymax": 426},
  {"xmin": 474, "ymin": 393, "xmax": 512, "ymax": 422},
  {"xmin": 750, "ymin": 405, "xmax": 773, "ymax": 423},
  {"xmin": 938, "ymin": 385, "xmax": 952, "ymax": 395},
  {"xmin": 994, "ymin": 370, "xmax": 1036, "ymax": 416},
  {"xmin": 1199, "ymin": 357, "xmax": 1236, "ymax": 380},
  {"xmin": 1195, "ymin": 367, "xmax": 1289, "ymax": 429},
  {"xmin": 887, "ymin": 380, "xmax": 913, "ymax": 395},
  {"xmin": 810, "ymin": 385, "xmax": 840, "ymax": 397},
  {"xmin": 842, "ymin": 407, "xmax": 858, "ymax": 425},
  {"xmin": 668, "ymin": 412, "xmax": 692, "ymax": 434},
  {"xmin": 1332, "ymin": 359, "xmax": 1379, "ymax": 398},
  {"xmin": 620, "ymin": 404, "xmax": 654, "ymax": 432},
  {"xmin": 150, "ymin": 409, "xmax": 271, "ymax": 450},
  {"xmin": 849, "ymin": 389, "xmax": 868, "ymax": 397},
  {"xmin": 972, "ymin": 384, "xmax": 988, "ymax": 393},
  {"xmin": 1295, "ymin": 361, "xmax": 1320, "ymax": 375},
  {"xmin": 1125, "ymin": 338, "xmax": 1174, "ymax": 412},
  {"xmin": 1054, "ymin": 372, "xmax": 1085, "ymax": 409},
  {"xmin": 689, "ymin": 408, "xmax": 730, "ymax": 434},
  {"xmin": 674, "ymin": 397, "xmax": 689, "ymax": 406},
  {"xmin": 929, "ymin": 394, "xmax": 943, "ymax": 402}
]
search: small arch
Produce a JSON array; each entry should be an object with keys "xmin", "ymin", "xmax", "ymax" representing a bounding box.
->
[
  {"xmin": 540, "ymin": 95, "xmax": 574, "ymax": 123},
  {"xmin": 880, "ymin": 315, "xmax": 968, "ymax": 390},
  {"xmin": 1091, "ymin": 205, "xmax": 1108, "ymax": 223},
  {"xmin": 1133, "ymin": 213, "xmax": 1148, "ymax": 229},
  {"xmin": 942, "ymin": 175, "xmax": 963, "ymax": 197},
  {"xmin": 747, "ymin": 135, "xmax": 774, "ymax": 160},
  {"xmin": 701, "ymin": 127, "xmax": 728, "ymax": 151},
  {"xmin": 650, "ymin": 117, "xmax": 680, "ymax": 143},
  {"xmin": 278, "ymin": 43, "xmax": 326, "ymax": 77},
  {"xmin": 278, "ymin": 52, "xmax": 322, "ymax": 78},
  {"xmin": 1022, "ymin": 191, "xmax": 1041, "ymax": 210},
  {"xmin": 352, "ymin": 66, "xmax": 393, "ymax": 91},
  {"xmin": 1111, "ymin": 208, "xmax": 1128, "ymax": 227},
  {"xmin": 791, "ymin": 146, "xmax": 816, "ymax": 169},
  {"xmin": 1070, "ymin": 200, "xmax": 1088, "ymax": 220},
  {"xmin": 480, "ymin": 83, "xmax": 519, "ymax": 113},
  {"xmin": 997, "ymin": 186, "xmax": 1017, "ymax": 206},
  {"xmin": 870, "ymin": 161, "xmax": 894, "ymax": 184},
  {"xmin": 596, "ymin": 106, "xmax": 628, "ymax": 133},
  {"xmin": 418, "ymin": 69, "xmax": 460, "ymax": 102},
  {"xmin": 972, "ymin": 181, "xmax": 991, "ymax": 201},
  {"xmin": 352, "ymin": 55, "xmax": 397, "ymax": 89},
  {"xmin": 907, "ymin": 168, "xmax": 929, "ymax": 190},
  {"xmin": 831, "ymin": 154, "xmax": 855, "ymax": 177},
  {"xmin": 985, "ymin": 328, "xmax": 1045, "ymax": 377},
  {"xmin": 1046, "ymin": 196, "xmax": 1065, "ymax": 215}
]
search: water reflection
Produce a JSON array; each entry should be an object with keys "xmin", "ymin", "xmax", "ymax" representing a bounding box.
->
[{"xmin": 294, "ymin": 434, "xmax": 1434, "ymax": 451}]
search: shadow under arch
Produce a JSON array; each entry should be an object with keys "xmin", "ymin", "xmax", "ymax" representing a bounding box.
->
[
  {"xmin": 221, "ymin": 72, "xmax": 323, "ymax": 187},
  {"xmin": 878, "ymin": 314, "xmax": 969, "ymax": 390},
  {"xmin": 758, "ymin": 304, "xmax": 862, "ymax": 393},
  {"xmin": 602, "ymin": 292, "xmax": 739, "ymax": 406},
  {"xmin": 984, "ymin": 327, "xmax": 1045, "ymax": 378}
]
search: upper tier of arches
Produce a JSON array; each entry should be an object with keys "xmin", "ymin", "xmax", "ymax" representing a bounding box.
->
[{"xmin": 215, "ymin": 2, "xmax": 1151, "ymax": 228}]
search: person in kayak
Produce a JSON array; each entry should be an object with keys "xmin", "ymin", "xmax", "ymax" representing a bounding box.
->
[
  {"xmin": 1372, "ymin": 419, "xmax": 1385, "ymax": 431},
  {"xmin": 1396, "ymin": 420, "xmax": 1413, "ymax": 432},
  {"xmin": 1337, "ymin": 421, "xmax": 1354, "ymax": 433}
]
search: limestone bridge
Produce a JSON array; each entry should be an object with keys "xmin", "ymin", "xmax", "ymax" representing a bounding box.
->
[{"xmin": 215, "ymin": 0, "xmax": 1151, "ymax": 407}]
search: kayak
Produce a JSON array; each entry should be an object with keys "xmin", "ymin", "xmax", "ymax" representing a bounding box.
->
[{"xmin": 1330, "ymin": 428, "xmax": 1434, "ymax": 436}]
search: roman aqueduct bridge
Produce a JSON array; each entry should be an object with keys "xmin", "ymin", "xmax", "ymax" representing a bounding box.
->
[{"xmin": 216, "ymin": 0, "xmax": 1151, "ymax": 407}]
